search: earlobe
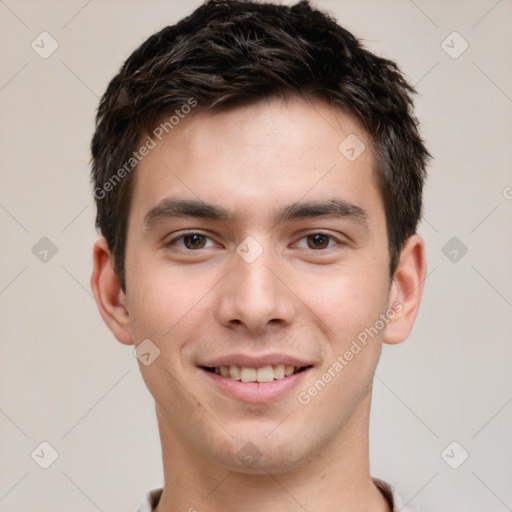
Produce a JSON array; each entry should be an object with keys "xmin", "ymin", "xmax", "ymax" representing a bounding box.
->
[
  {"xmin": 90, "ymin": 238, "xmax": 133, "ymax": 345},
  {"xmin": 383, "ymin": 234, "xmax": 427, "ymax": 345}
]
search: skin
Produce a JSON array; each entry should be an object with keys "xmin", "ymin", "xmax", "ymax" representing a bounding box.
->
[{"xmin": 91, "ymin": 96, "xmax": 426, "ymax": 512}]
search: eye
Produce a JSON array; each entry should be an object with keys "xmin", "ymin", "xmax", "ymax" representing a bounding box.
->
[
  {"xmin": 169, "ymin": 233, "xmax": 216, "ymax": 250},
  {"xmin": 296, "ymin": 233, "xmax": 339, "ymax": 250}
]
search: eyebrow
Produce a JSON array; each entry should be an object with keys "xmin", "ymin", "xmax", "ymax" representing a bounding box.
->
[{"xmin": 143, "ymin": 197, "xmax": 369, "ymax": 228}]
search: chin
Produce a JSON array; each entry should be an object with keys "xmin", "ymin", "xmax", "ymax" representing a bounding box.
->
[
  {"xmin": 220, "ymin": 450, "xmax": 308, "ymax": 475},
  {"xmin": 209, "ymin": 432, "xmax": 313, "ymax": 475}
]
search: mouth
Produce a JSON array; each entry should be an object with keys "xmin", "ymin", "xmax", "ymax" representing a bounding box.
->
[
  {"xmin": 199, "ymin": 358, "xmax": 314, "ymax": 403},
  {"xmin": 201, "ymin": 364, "xmax": 312, "ymax": 383}
]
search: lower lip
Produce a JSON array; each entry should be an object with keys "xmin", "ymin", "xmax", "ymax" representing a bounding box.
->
[{"xmin": 201, "ymin": 368, "xmax": 311, "ymax": 403}]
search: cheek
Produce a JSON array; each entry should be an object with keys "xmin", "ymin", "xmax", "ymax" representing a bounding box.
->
[
  {"xmin": 294, "ymin": 268, "xmax": 388, "ymax": 414},
  {"xmin": 297, "ymin": 264, "xmax": 389, "ymax": 337},
  {"xmin": 127, "ymin": 258, "xmax": 216, "ymax": 350}
]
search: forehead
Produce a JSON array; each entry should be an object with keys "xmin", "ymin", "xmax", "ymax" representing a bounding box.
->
[{"xmin": 128, "ymin": 96, "xmax": 382, "ymax": 227}]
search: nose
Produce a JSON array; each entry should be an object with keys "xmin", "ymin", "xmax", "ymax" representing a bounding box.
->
[{"xmin": 215, "ymin": 245, "xmax": 296, "ymax": 333}]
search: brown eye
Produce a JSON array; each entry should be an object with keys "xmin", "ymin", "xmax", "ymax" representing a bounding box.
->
[
  {"xmin": 183, "ymin": 233, "xmax": 207, "ymax": 249},
  {"xmin": 306, "ymin": 233, "xmax": 331, "ymax": 249}
]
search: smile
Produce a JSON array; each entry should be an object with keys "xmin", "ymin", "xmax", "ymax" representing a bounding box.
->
[
  {"xmin": 200, "ymin": 363, "xmax": 313, "ymax": 403},
  {"xmin": 203, "ymin": 364, "xmax": 310, "ymax": 382}
]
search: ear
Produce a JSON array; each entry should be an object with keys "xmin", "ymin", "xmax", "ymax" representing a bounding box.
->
[
  {"xmin": 383, "ymin": 234, "xmax": 427, "ymax": 345},
  {"xmin": 90, "ymin": 238, "xmax": 133, "ymax": 345}
]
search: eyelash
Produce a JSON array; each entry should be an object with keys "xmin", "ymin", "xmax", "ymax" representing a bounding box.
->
[{"xmin": 167, "ymin": 231, "xmax": 343, "ymax": 251}]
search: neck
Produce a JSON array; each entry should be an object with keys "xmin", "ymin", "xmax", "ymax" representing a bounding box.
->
[{"xmin": 154, "ymin": 393, "xmax": 390, "ymax": 512}]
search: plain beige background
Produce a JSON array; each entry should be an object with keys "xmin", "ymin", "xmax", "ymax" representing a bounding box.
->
[{"xmin": 1, "ymin": 1, "xmax": 511, "ymax": 511}]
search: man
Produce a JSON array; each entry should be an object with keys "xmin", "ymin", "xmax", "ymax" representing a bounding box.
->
[{"xmin": 90, "ymin": 1, "xmax": 430, "ymax": 510}]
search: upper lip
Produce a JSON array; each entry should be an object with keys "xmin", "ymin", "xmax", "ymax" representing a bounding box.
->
[{"xmin": 199, "ymin": 353, "xmax": 313, "ymax": 369}]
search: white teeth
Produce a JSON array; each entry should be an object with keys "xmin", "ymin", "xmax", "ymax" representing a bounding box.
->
[
  {"xmin": 273, "ymin": 364, "xmax": 285, "ymax": 379},
  {"xmin": 256, "ymin": 365, "xmax": 274, "ymax": 383},
  {"xmin": 213, "ymin": 364, "xmax": 305, "ymax": 382},
  {"xmin": 229, "ymin": 365, "xmax": 241, "ymax": 381},
  {"xmin": 240, "ymin": 367, "xmax": 257, "ymax": 382}
]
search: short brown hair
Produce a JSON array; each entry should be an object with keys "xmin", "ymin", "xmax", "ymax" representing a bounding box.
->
[{"xmin": 91, "ymin": 0, "xmax": 430, "ymax": 291}]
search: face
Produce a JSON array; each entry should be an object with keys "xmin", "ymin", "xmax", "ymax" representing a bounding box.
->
[{"xmin": 106, "ymin": 96, "xmax": 409, "ymax": 473}]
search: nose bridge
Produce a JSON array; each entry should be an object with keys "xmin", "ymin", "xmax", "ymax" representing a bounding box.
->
[
  {"xmin": 216, "ymin": 240, "xmax": 295, "ymax": 330},
  {"xmin": 238, "ymin": 250, "xmax": 276, "ymax": 303}
]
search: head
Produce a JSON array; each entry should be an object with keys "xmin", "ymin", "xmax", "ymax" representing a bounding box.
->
[{"xmin": 91, "ymin": 0, "xmax": 429, "ymax": 473}]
